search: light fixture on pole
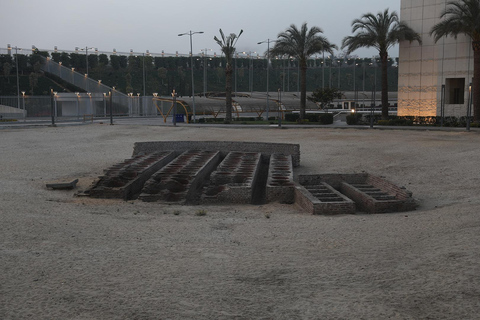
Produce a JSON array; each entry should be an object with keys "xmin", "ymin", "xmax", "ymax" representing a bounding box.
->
[
  {"xmin": 78, "ymin": 46, "xmax": 95, "ymax": 91},
  {"xmin": 21, "ymin": 91, "xmax": 26, "ymax": 122},
  {"xmin": 258, "ymin": 39, "xmax": 275, "ymax": 120},
  {"xmin": 78, "ymin": 46, "xmax": 95, "ymax": 77},
  {"xmin": 179, "ymin": 30, "xmax": 204, "ymax": 123}
]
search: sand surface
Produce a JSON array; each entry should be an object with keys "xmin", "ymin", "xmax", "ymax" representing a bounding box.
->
[{"xmin": 1, "ymin": 124, "xmax": 480, "ymax": 319}]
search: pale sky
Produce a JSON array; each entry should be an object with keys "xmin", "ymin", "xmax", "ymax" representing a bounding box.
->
[{"xmin": 0, "ymin": 0, "xmax": 401, "ymax": 57}]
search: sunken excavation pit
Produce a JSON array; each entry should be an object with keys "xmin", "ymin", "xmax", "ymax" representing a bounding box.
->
[{"xmin": 85, "ymin": 141, "xmax": 418, "ymax": 215}]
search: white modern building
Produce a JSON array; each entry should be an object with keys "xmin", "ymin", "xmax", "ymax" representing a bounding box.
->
[{"xmin": 398, "ymin": 0, "xmax": 474, "ymax": 117}]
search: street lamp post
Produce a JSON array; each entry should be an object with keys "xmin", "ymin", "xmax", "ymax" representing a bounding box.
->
[
  {"xmin": 172, "ymin": 89, "xmax": 178, "ymax": 127},
  {"xmin": 21, "ymin": 91, "xmax": 25, "ymax": 122},
  {"xmin": 109, "ymin": 89, "xmax": 114, "ymax": 125},
  {"xmin": 278, "ymin": 88, "xmax": 282, "ymax": 127},
  {"xmin": 179, "ymin": 30, "xmax": 204, "ymax": 123},
  {"xmin": 242, "ymin": 51, "xmax": 256, "ymax": 96},
  {"xmin": 9, "ymin": 45, "xmax": 22, "ymax": 111},
  {"xmin": 201, "ymin": 48, "xmax": 212, "ymax": 97},
  {"xmin": 258, "ymin": 39, "xmax": 274, "ymax": 120},
  {"xmin": 466, "ymin": 81, "xmax": 473, "ymax": 131},
  {"xmin": 234, "ymin": 52, "xmax": 238, "ymax": 97},
  {"xmin": 78, "ymin": 47, "xmax": 94, "ymax": 91},
  {"xmin": 79, "ymin": 46, "xmax": 95, "ymax": 77}
]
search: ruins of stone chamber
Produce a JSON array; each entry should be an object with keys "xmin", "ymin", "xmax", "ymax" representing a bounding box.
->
[{"xmin": 85, "ymin": 141, "xmax": 417, "ymax": 215}]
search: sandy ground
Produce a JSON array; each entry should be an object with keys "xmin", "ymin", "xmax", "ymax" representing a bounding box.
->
[{"xmin": 1, "ymin": 123, "xmax": 480, "ymax": 319}]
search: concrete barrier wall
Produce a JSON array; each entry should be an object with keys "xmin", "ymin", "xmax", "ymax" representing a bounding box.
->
[{"xmin": 133, "ymin": 141, "xmax": 301, "ymax": 167}]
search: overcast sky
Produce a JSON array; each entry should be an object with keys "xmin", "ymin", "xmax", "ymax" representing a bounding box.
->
[{"xmin": 1, "ymin": 0, "xmax": 401, "ymax": 57}]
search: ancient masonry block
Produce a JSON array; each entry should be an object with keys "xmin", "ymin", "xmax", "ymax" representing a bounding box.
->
[
  {"xmin": 87, "ymin": 151, "xmax": 176, "ymax": 200},
  {"xmin": 340, "ymin": 175, "xmax": 418, "ymax": 214},
  {"xmin": 202, "ymin": 152, "xmax": 261, "ymax": 204},
  {"xmin": 139, "ymin": 150, "xmax": 220, "ymax": 204},
  {"xmin": 266, "ymin": 154, "xmax": 295, "ymax": 204},
  {"xmin": 132, "ymin": 141, "xmax": 301, "ymax": 167},
  {"xmin": 295, "ymin": 182, "xmax": 356, "ymax": 215},
  {"xmin": 298, "ymin": 174, "xmax": 417, "ymax": 215}
]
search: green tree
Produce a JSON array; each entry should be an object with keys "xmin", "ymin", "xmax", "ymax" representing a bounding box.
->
[
  {"xmin": 29, "ymin": 72, "xmax": 38, "ymax": 95},
  {"xmin": 99, "ymin": 54, "xmax": 109, "ymax": 66},
  {"xmin": 269, "ymin": 23, "xmax": 336, "ymax": 120},
  {"xmin": 342, "ymin": 9, "xmax": 421, "ymax": 119},
  {"xmin": 214, "ymin": 28, "xmax": 243, "ymax": 122},
  {"xmin": 110, "ymin": 55, "xmax": 120, "ymax": 70},
  {"xmin": 308, "ymin": 87, "xmax": 344, "ymax": 112},
  {"xmin": 125, "ymin": 73, "xmax": 133, "ymax": 93},
  {"xmin": 3, "ymin": 62, "xmax": 12, "ymax": 82},
  {"xmin": 430, "ymin": 0, "xmax": 480, "ymax": 122}
]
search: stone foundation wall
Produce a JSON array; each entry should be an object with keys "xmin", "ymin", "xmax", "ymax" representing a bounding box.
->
[
  {"xmin": 298, "ymin": 173, "xmax": 368, "ymax": 189},
  {"xmin": 88, "ymin": 151, "xmax": 175, "ymax": 200},
  {"xmin": 202, "ymin": 152, "xmax": 261, "ymax": 204},
  {"xmin": 294, "ymin": 185, "xmax": 356, "ymax": 215},
  {"xmin": 133, "ymin": 141, "xmax": 301, "ymax": 167},
  {"xmin": 266, "ymin": 154, "xmax": 295, "ymax": 204},
  {"xmin": 139, "ymin": 150, "xmax": 221, "ymax": 203}
]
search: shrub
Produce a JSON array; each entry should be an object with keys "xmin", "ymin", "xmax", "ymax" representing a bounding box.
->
[
  {"xmin": 195, "ymin": 209, "xmax": 207, "ymax": 216},
  {"xmin": 318, "ymin": 113, "xmax": 333, "ymax": 125},
  {"xmin": 346, "ymin": 113, "xmax": 362, "ymax": 125},
  {"xmin": 285, "ymin": 113, "xmax": 300, "ymax": 122},
  {"xmin": 305, "ymin": 113, "xmax": 319, "ymax": 123}
]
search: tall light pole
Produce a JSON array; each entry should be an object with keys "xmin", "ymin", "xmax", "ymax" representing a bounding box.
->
[
  {"xmin": 179, "ymin": 30, "xmax": 204, "ymax": 123},
  {"xmin": 200, "ymin": 48, "xmax": 212, "ymax": 97},
  {"xmin": 78, "ymin": 46, "xmax": 94, "ymax": 91},
  {"xmin": 234, "ymin": 52, "xmax": 238, "ymax": 97},
  {"xmin": 258, "ymin": 39, "xmax": 274, "ymax": 120},
  {"xmin": 79, "ymin": 46, "xmax": 95, "ymax": 76},
  {"xmin": 9, "ymin": 45, "xmax": 22, "ymax": 110}
]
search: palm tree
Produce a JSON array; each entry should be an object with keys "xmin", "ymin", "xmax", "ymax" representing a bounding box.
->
[
  {"xmin": 342, "ymin": 9, "xmax": 421, "ymax": 120},
  {"xmin": 214, "ymin": 29, "xmax": 243, "ymax": 122},
  {"xmin": 430, "ymin": 0, "xmax": 480, "ymax": 123},
  {"xmin": 269, "ymin": 23, "xmax": 336, "ymax": 120}
]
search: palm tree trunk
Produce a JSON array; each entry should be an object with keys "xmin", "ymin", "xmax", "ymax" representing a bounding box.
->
[
  {"xmin": 225, "ymin": 65, "xmax": 233, "ymax": 122},
  {"xmin": 381, "ymin": 53, "xmax": 389, "ymax": 120},
  {"xmin": 300, "ymin": 60, "xmax": 307, "ymax": 120},
  {"xmin": 473, "ymin": 41, "xmax": 480, "ymax": 123}
]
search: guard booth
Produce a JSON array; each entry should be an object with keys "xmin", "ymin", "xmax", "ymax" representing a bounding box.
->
[{"xmin": 342, "ymin": 101, "xmax": 356, "ymax": 110}]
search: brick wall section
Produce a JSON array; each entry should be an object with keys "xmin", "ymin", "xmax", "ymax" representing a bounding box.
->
[
  {"xmin": 294, "ymin": 184, "xmax": 356, "ymax": 215},
  {"xmin": 340, "ymin": 181, "xmax": 417, "ymax": 214},
  {"xmin": 88, "ymin": 151, "xmax": 176, "ymax": 200},
  {"xmin": 266, "ymin": 154, "xmax": 295, "ymax": 204},
  {"xmin": 298, "ymin": 173, "xmax": 417, "ymax": 214},
  {"xmin": 139, "ymin": 150, "xmax": 220, "ymax": 203},
  {"xmin": 202, "ymin": 152, "xmax": 261, "ymax": 204},
  {"xmin": 365, "ymin": 175, "xmax": 413, "ymax": 200},
  {"xmin": 299, "ymin": 173, "xmax": 368, "ymax": 189},
  {"xmin": 133, "ymin": 141, "xmax": 301, "ymax": 167}
]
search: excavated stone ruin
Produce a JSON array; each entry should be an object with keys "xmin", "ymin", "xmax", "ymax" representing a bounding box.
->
[{"xmin": 85, "ymin": 141, "xmax": 418, "ymax": 215}]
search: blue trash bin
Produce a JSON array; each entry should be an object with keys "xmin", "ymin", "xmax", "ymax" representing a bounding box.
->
[{"xmin": 172, "ymin": 114, "xmax": 185, "ymax": 123}]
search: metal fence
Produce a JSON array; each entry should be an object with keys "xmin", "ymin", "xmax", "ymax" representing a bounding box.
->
[{"xmin": 0, "ymin": 93, "xmax": 164, "ymax": 118}]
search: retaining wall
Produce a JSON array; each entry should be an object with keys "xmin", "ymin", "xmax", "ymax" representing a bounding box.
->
[{"xmin": 133, "ymin": 141, "xmax": 300, "ymax": 167}]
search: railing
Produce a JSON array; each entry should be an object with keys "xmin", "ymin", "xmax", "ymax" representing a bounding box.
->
[{"xmin": 0, "ymin": 94, "xmax": 164, "ymax": 118}]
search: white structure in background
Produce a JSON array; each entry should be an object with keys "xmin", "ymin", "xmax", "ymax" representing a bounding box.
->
[{"xmin": 398, "ymin": 0, "xmax": 474, "ymax": 117}]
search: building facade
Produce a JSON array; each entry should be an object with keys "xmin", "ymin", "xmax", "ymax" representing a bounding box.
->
[{"xmin": 398, "ymin": 0, "xmax": 474, "ymax": 117}]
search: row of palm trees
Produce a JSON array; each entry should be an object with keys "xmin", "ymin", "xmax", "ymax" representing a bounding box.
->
[{"xmin": 214, "ymin": 0, "xmax": 480, "ymax": 123}]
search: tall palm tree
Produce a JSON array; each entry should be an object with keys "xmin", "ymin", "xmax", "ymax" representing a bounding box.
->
[
  {"xmin": 214, "ymin": 29, "xmax": 243, "ymax": 122},
  {"xmin": 342, "ymin": 9, "xmax": 421, "ymax": 120},
  {"xmin": 269, "ymin": 23, "xmax": 336, "ymax": 120},
  {"xmin": 430, "ymin": 0, "xmax": 480, "ymax": 123}
]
